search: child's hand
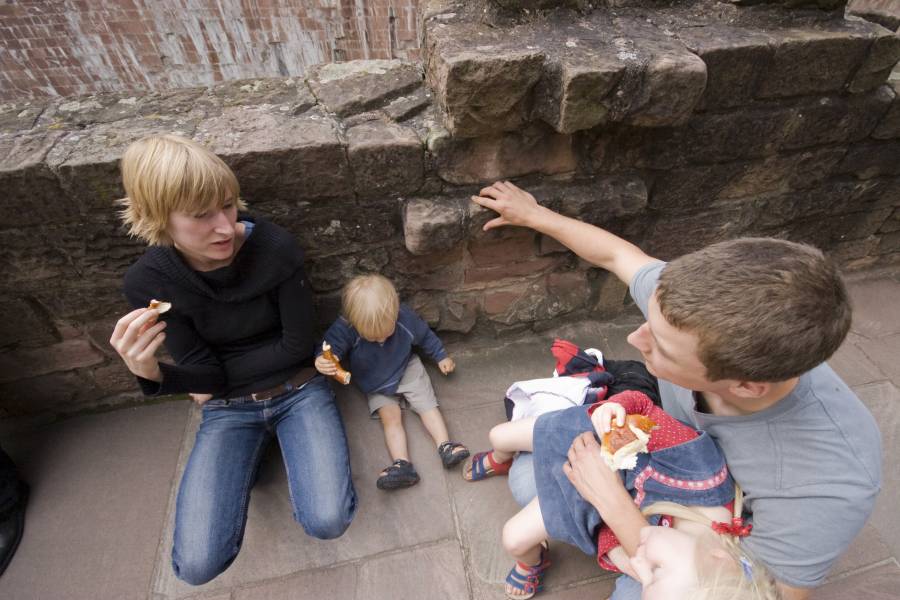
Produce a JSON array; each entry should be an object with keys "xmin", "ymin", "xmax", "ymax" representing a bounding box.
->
[
  {"xmin": 591, "ymin": 401, "xmax": 625, "ymax": 435},
  {"xmin": 315, "ymin": 354, "xmax": 338, "ymax": 376},
  {"xmin": 190, "ymin": 393, "xmax": 212, "ymax": 405},
  {"xmin": 438, "ymin": 357, "xmax": 455, "ymax": 375}
]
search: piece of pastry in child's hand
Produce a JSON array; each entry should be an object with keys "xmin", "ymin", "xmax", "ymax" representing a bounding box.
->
[{"xmin": 600, "ymin": 414, "xmax": 656, "ymax": 471}]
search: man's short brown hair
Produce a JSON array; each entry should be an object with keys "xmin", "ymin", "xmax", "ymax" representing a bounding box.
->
[{"xmin": 656, "ymin": 238, "xmax": 852, "ymax": 383}]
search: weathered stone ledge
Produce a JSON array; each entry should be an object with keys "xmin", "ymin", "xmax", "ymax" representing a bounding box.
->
[{"xmin": 422, "ymin": 0, "xmax": 900, "ymax": 136}]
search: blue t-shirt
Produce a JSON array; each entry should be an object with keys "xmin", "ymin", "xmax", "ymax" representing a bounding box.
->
[
  {"xmin": 320, "ymin": 304, "xmax": 447, "ymax": 395},
  {"xmin": 630, "ymin": 261, "xmax": 882, "ymax": 588}
]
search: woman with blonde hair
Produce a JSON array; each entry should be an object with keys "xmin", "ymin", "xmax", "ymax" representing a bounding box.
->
[{"xmin": 109, "ymin": 134, "xmax": 357, "ymax": 585}]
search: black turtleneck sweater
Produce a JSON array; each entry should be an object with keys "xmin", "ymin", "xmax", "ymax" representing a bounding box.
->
[{"xmin": 122, "ymin": 215, "xmax": 317, "ymax": 398}]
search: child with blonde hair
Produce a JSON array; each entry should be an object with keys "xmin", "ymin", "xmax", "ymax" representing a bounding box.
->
[{"xmin": 316, "ymin": 274, "xmax": 469, "ymax": 489}]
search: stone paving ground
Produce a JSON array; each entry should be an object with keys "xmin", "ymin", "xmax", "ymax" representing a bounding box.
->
[{"xmin": 0, "ymin": 269, "xmax": 898, "ymax": 600}]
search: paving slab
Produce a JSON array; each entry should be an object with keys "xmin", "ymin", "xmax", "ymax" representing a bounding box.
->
[
  {"xmin": 853, "ymin": 381, "xmax": 900, "ymax": 561},
  {"xmin": 817, "ymin": 561, "xmax": 900, "ymax": 600},
  {"xmin": 856, "ymin": 333, "xmax": 900, "ymax": 383},
  {"xmin": 0, "ymin": 402, "xmax": 191, "ymax": 600},
  {"xmin": 847, "ymin": 278, "xmax": 900, "ymax": 339},
  {"xmin": 828, "ymin": 332, "xmax": 890, "ymax": 387}
]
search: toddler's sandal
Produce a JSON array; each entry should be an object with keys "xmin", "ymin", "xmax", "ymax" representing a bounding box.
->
[
  {"xmin": 462, "ymin": 450, "xmax": 513, "ymax": 481},
  {"xmin": 376, "ymin": 459, "xmax": 420, "ymax": 490},
  {"xmin": 438, "ymin": 441, "xmax": 470, "ymax": 468},
  {"xmin": 505, "ymin": 543, "xmax": 550, "ymax": 599}
]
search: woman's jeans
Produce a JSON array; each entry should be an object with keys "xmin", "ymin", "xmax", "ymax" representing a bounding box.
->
[{"xmin": 172, "ymin": 376, "xmax": 357, "ymax": 585}]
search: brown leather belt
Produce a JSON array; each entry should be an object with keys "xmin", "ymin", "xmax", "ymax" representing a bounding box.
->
[{"xmin": 238, "ymin": 367, "xmax": 319, "ymax": 402}]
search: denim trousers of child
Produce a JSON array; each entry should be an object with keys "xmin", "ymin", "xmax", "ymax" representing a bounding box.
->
[{"xmin": 172, "ymin": 376, "xmax": 357, "ymax": 585}]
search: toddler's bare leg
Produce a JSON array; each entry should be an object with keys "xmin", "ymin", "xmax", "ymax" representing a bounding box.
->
[
  {"xmin": 418, "ymin": 407, "xmax": 451, "ymax": 447},
  {"xmin": 502, "ymin": 498, "xmax": 550, "ymax": 597},
  {"xmin": 489, "ymin": 417, "xmax": 537, "ymax": 463},
  {"xmin": 377, "ymin": 404, "xmax": 409, "ymax": 463}
]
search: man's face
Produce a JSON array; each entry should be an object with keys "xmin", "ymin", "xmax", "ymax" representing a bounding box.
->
[{"xmin": 627, "ymin": 292, "xmax": 714, "ymax": 392}]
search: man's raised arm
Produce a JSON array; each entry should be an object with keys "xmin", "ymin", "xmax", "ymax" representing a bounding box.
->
[{"xmin": 472, "ymin": 181, "xmax": 656, "ymax": 285}]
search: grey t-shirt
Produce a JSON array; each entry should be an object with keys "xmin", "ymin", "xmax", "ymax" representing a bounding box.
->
[{"xmin": 631, "ymin": 261, "xmax": 882, "ymax": 588}]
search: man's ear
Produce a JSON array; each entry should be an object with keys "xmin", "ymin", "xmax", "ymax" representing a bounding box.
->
[{"xmin": 727, "ymin": 380, "xmax": 771, "ymax": 399}]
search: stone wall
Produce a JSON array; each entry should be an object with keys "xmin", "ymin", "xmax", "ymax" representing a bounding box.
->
[
  {"xmin": 0, "ymin": 0, "xmax": 420, "ymax": 102},
  {"xmin": 1, "ymin": 0, "xmax": 899, "ymax": 418}
]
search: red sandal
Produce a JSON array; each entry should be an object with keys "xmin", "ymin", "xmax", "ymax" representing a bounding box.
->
[{"xmin": 462, "ymin": 450, "xmax": 513, "ymax": 481}]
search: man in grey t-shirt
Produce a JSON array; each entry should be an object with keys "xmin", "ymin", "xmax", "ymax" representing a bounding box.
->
[{"xmin": 472, "ymin": 181, "xmax": 881, "ymax": 600}]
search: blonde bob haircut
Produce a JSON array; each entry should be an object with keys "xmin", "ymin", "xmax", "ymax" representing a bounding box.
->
[
  {"xmin": 117, "ymin": 134, "xmax": 246, "ymax": 245},
  {"xmin": 342, "ymin": 274, "xmax": 400, "ymax": 341}
]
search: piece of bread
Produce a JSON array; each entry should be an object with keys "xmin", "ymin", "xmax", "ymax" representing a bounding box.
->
[
  {"xmin": 322, "ymin": 341, "xmax": 352, "ymax": 385},
  {"xmin": 600, "ymin": 414, "xmax": 656, "ymax": 470},
  {"xmin": 148, "ymin": 299, "xmax": 172, "ymax": 314}
]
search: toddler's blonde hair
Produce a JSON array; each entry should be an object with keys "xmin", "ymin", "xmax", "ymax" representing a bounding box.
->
[
  {"xmin": 643, "ymin": 501, "xmax": 781, "ymax": 600},
  {"xmin": 342, "ymin": 274, "xmax": 400, "ymax": 341},
  {"xmin": 117, "ymin": 134, "xmax": 246, "ymax": 245}
]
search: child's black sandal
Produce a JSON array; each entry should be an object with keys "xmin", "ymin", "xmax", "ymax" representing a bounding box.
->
[{"xmin": 438, "ymin": 441, "xmax": 470, "ymax": 468}]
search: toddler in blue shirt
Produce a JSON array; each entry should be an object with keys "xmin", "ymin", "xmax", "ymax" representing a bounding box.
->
[{"xmin": 315, "ymin": 274, "xmax": 470, "ymax": 490}]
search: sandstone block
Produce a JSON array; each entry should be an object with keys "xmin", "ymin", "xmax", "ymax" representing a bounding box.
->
[
  {"xmin": 530, "ymin": 19, "xmax": 626, "ymax": 133},
  {"xmin": 612, "ymin": 17, "xmax": 707, "ymax": 128},
  {"xmin": 0, "ymin": 299, "xmax": 59, "ymax": 348},
  {"xmin": 780, "ymin": 87, "xmax": 893, "ymax": 150},
  {"xmin": 465, "ymin": 231, "xmax": 565, "ymax": 284},
  {"xmin": 836, "ymin": 141, "xmax": 900, "ymax": 179},
  {"xmin": 522, "ymin": 177, "xmax": 648, "ymax": 224},
  {"xmin": 756, "ymin": 25, "xmax": 875, "ymax": 98},
  {"xmin": 388, "ymin": 246, "xmax": 465, "ymax": 291},
  {"xmin": 382, "ymin": 88, "xmax": 433, "ymax": 122},
  {"xmin": 0, "ymin": 371, "xmax": 84, "ymax": 416},
  {"xmin": 650, "ymin": 162, "xmax": 749, "ymax": 211},
  {"xmin": 847, "ymin": 0, "xmax": 900, "ymax": 32},
  {"xmin": 209, "ymin": 77, "xmax": 316, "ymax": 111},
  {"xmin": 718, "ymin": 147, "xmax": 847, "ymax": 199},
  {"xmin": 0, "ymin": 131, "xmax": 68, "ymax": 226},
  {"xmin": 546, "ymin": 270, "xmax": 592, "ymax": 316},
  {"xmin": 881, "ymin": 207, "xmax": 900, "ymax": 233},
  {"xmin": 425, "ymin": 21, "xmax": 545, "ymax": 137},
  {"xmin": 408, "ymin": 292, "xmax": 442, "ymax": 327},
  {"xmin": 440, "ymin": 294, "xmax": 478, "ymax": 333},
  {"xmin": 847, "ymin": 28, "xmax": 900, "ymax": 93},
  {"xmin": 403, "ymin": 197, "xmax": 467, "ymax": 255},
  {"xmin": 0, "ymin": 339, "xmax": 104, "ymax": 383},
  {"xmin": 434, "ymin": 122, "xmax": 576, "ymax": 184},
  {"xmin": 729, "ymin": 0, "xmax": 847, "ymax": 9},
  {"xmin": 873, "ymin": 81, "xmax": 900, "ymax": 139},
  {"xmin": 46, "ymin": 116, "xmax": 196, "ymax": 212},
  {"xmin": 307, "ymin": 60, "xmax": 422, "ymax": 117},
  {"xmin": 593, "ymin": 271, "xmax": 629, "ymax": 318},
  {"xmin": 483, "ymin": 288, "xmax": 525, "ymax": 315},
  {"xmin": 195, "ymin": 107, "xmax": 349, "ymax": 201},
  {"xmin": 674, "ymin": 25, "xmax": 774, "ymax": 110},
  {"xmin": 348, "ymin": 121, "xmax": 424, "ymax": 197},
  {"xmin": 0, "ymin": 100, "xmax": 46, "ymax": 134},
  {"xmin": 533, "ymin": 54, "xmax": 624, "ymax": 134}
]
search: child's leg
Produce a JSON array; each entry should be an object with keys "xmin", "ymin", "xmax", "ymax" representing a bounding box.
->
[
  {"xmin": 418, "ymin": 407, "xmax": 451, "ymax": 447},
  {"xmin": 462, "ymin": 418, "xmax": 538, "ymax": 481},
  {"xmin": 489, "ymin": 417, "xmax": 538, "ymax": 463},
  {"xmin": 502, "ymin": 497, "xmax": 550, "ymax": 598},
  {"xmin": 377, "ymin": 404, "xmax": 409, "ymax": 463}
]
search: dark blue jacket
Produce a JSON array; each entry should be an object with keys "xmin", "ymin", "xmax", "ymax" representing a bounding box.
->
[{"xmin": 320, "ymin": 304, "xmax": 448, "ymax": 395}]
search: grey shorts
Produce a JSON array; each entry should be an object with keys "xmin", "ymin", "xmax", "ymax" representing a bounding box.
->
[{"xmin": 366, "ymin": 355, "xmax": 439, "ymax": 416}]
